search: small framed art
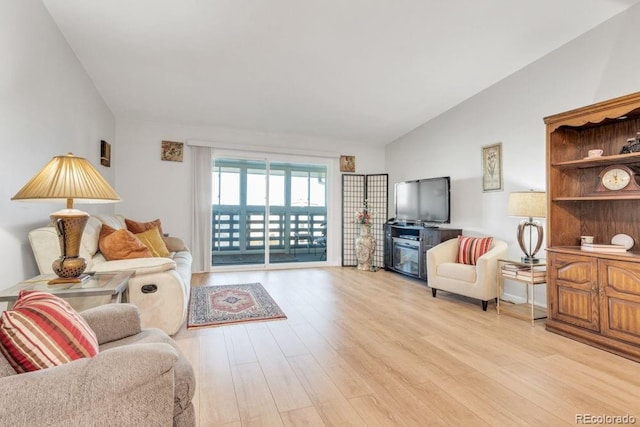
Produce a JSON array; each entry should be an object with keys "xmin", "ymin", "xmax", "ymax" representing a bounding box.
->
[
  {"xmin": 100, "ymin": 140, "xmax": 111, "ymax": 167},
  {"xmin": 161, "ymin": 141, "xmax": 184, "ymax": 162},
  {"xmin": 340, "ymin": 155, "xmax": 355, "ymax": 172},
  {"xmin": 482, "ymin": 143, "xmax": 503, "ymax": 192}
]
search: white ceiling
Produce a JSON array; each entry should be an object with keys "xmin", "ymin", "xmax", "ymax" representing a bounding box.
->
[{"xmin": 42, "ymin": 0, "xmax": 640, "ymax": 146}]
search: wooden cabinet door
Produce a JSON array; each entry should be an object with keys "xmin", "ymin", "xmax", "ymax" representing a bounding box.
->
[
  {"xmin": 598, "ymin": 260, "xmax": 640, "ymax": 346},
  {"xmin": 548, "ymin": 253, "xmax": 600, "ymax": 331}
]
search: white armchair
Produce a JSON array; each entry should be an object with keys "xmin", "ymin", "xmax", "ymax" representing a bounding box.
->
[{"xmin": 426, "ymin": 237, "xmax": 508, "ymax": 310}]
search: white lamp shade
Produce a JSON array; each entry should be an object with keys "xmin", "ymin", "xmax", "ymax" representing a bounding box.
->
[{"xmin": 508, "ymin": 191, "xmax": 546, "ymax": 218}]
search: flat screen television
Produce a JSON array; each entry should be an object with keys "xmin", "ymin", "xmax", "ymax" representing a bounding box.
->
[{"xmin": 394, "ymin": 176, "xmax": 450, "ymax": 224}]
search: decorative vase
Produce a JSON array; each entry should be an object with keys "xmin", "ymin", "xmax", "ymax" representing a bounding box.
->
[
  {"xmin": 355, "ymin": 223, "xmax": 375, "ymax": 271},
  {"xmin": 50, "ymin": 211, "xmax": 89, "ymax": 280}
]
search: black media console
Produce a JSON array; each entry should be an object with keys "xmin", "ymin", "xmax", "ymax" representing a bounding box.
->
[{"xmin": 383, "ymin": 222, "xmax": 462, "ymax": 281}]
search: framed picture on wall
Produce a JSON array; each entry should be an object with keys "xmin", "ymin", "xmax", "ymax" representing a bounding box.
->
[
  {"xmin": 340, "ymin": 155, "xmax": 355, "ymax": 172},
  {"xmin": 100, "ymin": 140, "xmax": 111, "ymax": 167},
  {"xmin": 482, "ymin": 142, "xmax": 503, "ymax": 192},
  {"xmin": 161, "ymin": 140, "xmax": 184, "ymax": 162}
]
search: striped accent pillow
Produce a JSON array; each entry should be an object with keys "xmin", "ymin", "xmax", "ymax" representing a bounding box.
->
[
  {"xmin": 0, "ymin": 290, "xmax": 99, "ymax": 373},
  {"xmin": 456, "ymin": 236, "xmax": 493, "ymax": 265}
]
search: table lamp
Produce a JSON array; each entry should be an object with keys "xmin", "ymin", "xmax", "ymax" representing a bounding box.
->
[
  {"xmin": 12, "ymin": 153, "xmax": 120, "ymax": 284},
  {"xmin": 508, "ymin": 190, "xmax": 546, "ymax": 264}
]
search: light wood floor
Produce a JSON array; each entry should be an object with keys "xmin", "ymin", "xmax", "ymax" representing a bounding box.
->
[{"xmin": 173, "ymin": 267, "xmax": 640, "ymax": 426}]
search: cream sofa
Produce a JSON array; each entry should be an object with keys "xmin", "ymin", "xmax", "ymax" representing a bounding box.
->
[
  {"xmin": 28, "ymin": 214, "xmax": 192, "ymax": 336},
  {"xmin": 426, "ymin": 237, "xmax": 508, "ymax": 310}
]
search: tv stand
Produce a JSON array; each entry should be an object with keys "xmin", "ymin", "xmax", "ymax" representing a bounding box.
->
[{"xmin": 383, "ymin": 223, "xmax": 462, "ymax": 281}]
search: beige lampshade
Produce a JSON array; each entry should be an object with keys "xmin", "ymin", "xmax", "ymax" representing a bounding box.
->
[
  {"xmin": 11, "ymin": 153, "xmax": 120, "ymax": 208},
  {"xmin": 508, "ymin": 191, "xmax": 546, "ymax": 218}
]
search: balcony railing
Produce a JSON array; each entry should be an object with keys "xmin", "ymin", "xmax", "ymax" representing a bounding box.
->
[{"xmin": 212, "ymin": 205, "xmax": 326, "ymax": 255}]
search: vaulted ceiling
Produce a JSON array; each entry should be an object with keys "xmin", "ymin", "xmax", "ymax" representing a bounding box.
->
[{"xmin": 42, "ymin": 0, "xmax": 640, "ymax": 145}]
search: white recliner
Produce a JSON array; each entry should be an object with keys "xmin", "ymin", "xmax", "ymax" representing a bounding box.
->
[
  {"xmin": 426, "ymin": 237, "xmax": 508, "ymax": 310},
  {"xmin": 28, "ymin": 214, "xmax": 192, "ymax": 336}
]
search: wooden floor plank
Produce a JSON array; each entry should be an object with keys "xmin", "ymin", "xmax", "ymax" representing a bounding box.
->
[
  {"xmin": 246, "ymin": 327, "xmax": 312, "ymax": 412},
  {"xmin": 267, "ymin": 321, "xmax": 309, "ymax": 358},
  {"xmin": 289, "ymin": 322, "xmax": 374, "ymax": 399},
  {"xmin": 334, "ymin": 341, "xmax": 449, "ymax": 426},
  {"xmin": 445, "ymin": 370, "xmax": 570, "ymax": 426},
  {"xmin": 223, "ymin": 325, "xmax": 258, "ymax": 366},
  {"xmin": 280, "ymin": 406, "xmax": 326, "ymax": 427},
  {"xmin": 408, "ymin": 380, "xmax": 491, "ymax": 427},
  {"xmin": 230, "ymin": 362, "xmax": 284, "ymax": 426},
  {"xmin": 197, "ymin": 329, "xmax": 241, "ymax": 426},
  {"xmin": 288, "ymin": 354, "xmax": 367, "ymax": 426}
]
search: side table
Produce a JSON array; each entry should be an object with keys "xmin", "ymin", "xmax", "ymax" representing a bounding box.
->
[
  {"xmin": 496, "ymin": 259, "xmax": 547, "ymax": 326},
  {"xmin": 0, "ymin": 271, "xmax": 134, "ymax": 309}
]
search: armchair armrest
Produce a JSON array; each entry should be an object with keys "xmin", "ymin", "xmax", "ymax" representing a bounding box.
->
[
  {"xmin": 80, "ymin": 303, "xmax": 142, "ymax": 345},
  {"xmin": 475, "ymin": 241, "xmax": 509, "ymax": 274},
  {"xmin": 426, "ymin": 237, "xmax": 459, "ymax": 265},
  {"xmin": 474, "ymin": 240, "xmax": 509, "ymax": 299},
  {"xmin": 0, "ymin": 343, "xmax": 177, "ymax": 426}
]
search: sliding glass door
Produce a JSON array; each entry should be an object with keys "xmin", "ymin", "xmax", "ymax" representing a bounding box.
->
[{"xmin": 211, "ymin": 157, "xmax": 327, "ymax": 267}]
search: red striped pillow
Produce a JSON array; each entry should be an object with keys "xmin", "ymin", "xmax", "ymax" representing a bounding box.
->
[
  {"xmin": 456, "ymin": 236, "xmax": 493, "ymax": 265},
  {"xmin": 0, "ymin": 290, "xmax": 98, "ymax": 373}
]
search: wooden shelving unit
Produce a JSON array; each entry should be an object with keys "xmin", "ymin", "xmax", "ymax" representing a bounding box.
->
[{"xmin": 545, "ymin": 91, "xmax": 640, "ymax": 362}]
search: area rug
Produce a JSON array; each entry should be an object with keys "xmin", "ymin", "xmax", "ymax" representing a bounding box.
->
[{"xmin": 187, "ymin": 283, "xmax": 286, "ymax": 328}]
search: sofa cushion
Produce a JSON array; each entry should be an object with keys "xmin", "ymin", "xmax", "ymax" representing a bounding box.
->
[
  {"xmin": 437, "ymin": 262, "xmax": 478, "ymax": 283},
  {"xmin": 94, "ymin": 214, "xmax": 127, "ymax": 230},
  {"xmin": 135, "ymin": 227, "xmax": 170, "ymax": 257},
  {"xmin": 82, "ymin": 216, "xmax": 103, "ymax": 256},
  {"xmin": 99, "ymin": 225, "xmax": 152, "ymax": 261},
  {"xmin": 0, "ymin": 290, "xmax": 99, "ymax": 373},
  {"xmin": 456, "ymin": 236, "xmax": 493, "ymax": 265},
  {"xmin": 91, "ymin": 257, "xmax": 177, "ymax": 275}
]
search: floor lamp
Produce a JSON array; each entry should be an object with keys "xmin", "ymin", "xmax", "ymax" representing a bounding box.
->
[
  {"xmin": 12, "ymin": 153, "xmax": 120, "ymax": 284},
  {"xmin": 507, "ymin": 190, "xmax": 546, "ymax": 264}
]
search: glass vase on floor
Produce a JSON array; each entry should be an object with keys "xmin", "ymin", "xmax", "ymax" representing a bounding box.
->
[{"xmin": 355, "ymin": 223, "xmax": 375, "ymax": 271}]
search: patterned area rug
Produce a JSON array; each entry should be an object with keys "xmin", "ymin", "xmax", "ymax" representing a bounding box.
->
[{"xmin": 187, "ymin": 283, "xmax": 286, "ymax": 328}]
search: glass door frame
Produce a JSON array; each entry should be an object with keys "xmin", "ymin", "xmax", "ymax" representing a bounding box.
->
[{"xmin": 211, "ymin": 149, "xmax": 332, "ymax": 271}]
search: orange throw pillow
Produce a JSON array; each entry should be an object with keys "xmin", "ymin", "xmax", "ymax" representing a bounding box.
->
[
  {"xmin": 99, "ymin": 228, "xmax": 152, "ymax": 261},
  {"xmin": 99, "ymin": 223, "xmax": 118, "ymax": 240}
]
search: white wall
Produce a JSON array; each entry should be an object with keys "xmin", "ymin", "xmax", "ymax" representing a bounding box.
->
[
  {"xmin": 0, "ymin": 0, "xmax": 115, "ymax": 288},
  {"xmin": 115, "ymin": 120, "xmax": 385, "ymax": 267},
  {"xmin": 386, "ymin": 4, "xmax": 640, "ymax": 304}
]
